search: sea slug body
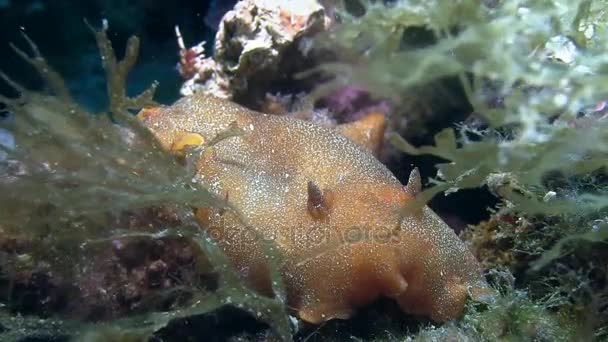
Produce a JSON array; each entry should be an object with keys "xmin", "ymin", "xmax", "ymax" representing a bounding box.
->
[{"xmin": 138, "ymin": 94, "xmax": 486, "ymax": 323}]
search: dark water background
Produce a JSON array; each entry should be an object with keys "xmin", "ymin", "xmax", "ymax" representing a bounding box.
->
[{"xmin": 0, "ymin": 0, "xmax": 226, "ymax": 110}]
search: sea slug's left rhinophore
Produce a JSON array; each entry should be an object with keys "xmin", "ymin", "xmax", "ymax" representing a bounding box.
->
[{"xmin": 138, "ymin": 94, "xmax": 487, "ymax": 323}]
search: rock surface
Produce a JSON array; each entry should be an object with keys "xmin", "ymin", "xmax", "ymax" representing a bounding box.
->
[{"xmin": 179, "ymin": 0, "xmax": 331, "ymax": 103}]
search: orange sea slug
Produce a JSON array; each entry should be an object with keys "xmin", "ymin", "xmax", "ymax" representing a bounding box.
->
[{"xmin": 138, "ymin": 95, "xmax": 486, "ymax": 323}]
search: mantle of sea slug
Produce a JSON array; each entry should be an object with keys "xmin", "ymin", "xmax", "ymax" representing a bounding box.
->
[{"xmin": 137, "ymin": 94, "xmax": 486, "ymax": 323}]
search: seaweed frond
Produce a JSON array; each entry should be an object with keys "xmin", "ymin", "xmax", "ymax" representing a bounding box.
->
[
  {"xmin": 87, "ymin": 20, "xmax": 158, "ymax": 117},
  {"xmin": 9, "ymin": 31, "xmax": 73, "ymax": 102}
]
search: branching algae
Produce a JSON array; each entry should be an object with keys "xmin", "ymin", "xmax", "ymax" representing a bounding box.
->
[{"xmin": 0, "ymin": 25, "xmax": 292, "ymax": 341}]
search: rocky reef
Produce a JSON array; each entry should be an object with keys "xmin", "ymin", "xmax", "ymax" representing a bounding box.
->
[{"xmin": 178, "ymin": 0, "xmax": 331, "ymax": 104}]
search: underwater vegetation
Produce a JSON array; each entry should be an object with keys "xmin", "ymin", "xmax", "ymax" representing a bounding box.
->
[
  {"xmin": 305, "ymin": 0, "xmax": 608, "ymax": 339},
  {"xmin": 0, "ymin": 24, "xmax": 293, "ymax": 341},
  {"xmin": 0, "ymin": 0, "xmax": 608, "ymax": 341}
]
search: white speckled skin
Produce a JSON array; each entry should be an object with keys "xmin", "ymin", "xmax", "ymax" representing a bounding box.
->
[{"xmin": 138, "ymin": 94, "xmax": 485, "ymax": 323}]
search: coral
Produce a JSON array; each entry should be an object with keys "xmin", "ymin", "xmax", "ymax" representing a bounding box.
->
[{"xmin": 178, "ymin": 0, "xmax": 332, "ymax": 104}]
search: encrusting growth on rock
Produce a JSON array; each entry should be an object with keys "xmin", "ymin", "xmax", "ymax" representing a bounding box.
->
[{"xmin": 138, "ymin": 95, "xmax": 487, "ymax": 323}]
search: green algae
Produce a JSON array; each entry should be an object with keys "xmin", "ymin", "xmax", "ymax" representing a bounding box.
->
[
  {"xmin": 313, "ymin": 0, "xmax": 608, "ymax": 207},
  {"xmin": 309, "ymin": 0, "xmax": 608, "ymax": 339},
  {"xmin": 0, "ymin": 24, "xmax": 292, "ymax": 341}
]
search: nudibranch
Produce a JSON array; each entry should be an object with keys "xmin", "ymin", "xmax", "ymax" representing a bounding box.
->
[{"xmin": 138, "ymin": 95, "xmax": 486, "ymax": 323}]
